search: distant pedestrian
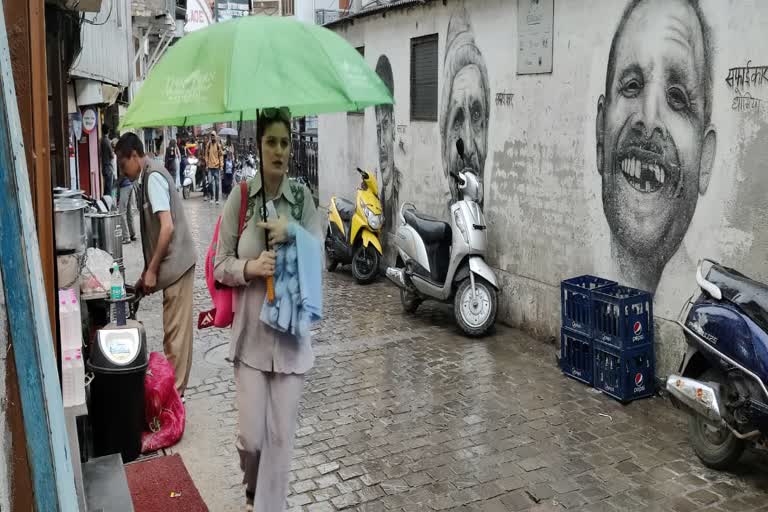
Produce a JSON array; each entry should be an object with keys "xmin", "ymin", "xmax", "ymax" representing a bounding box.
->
[
  {"xmin": 214, "ymin": 108, "xmax": 321, "ymax": 512},
  {"xmin": 115, "ymin": 132, "xmax": 196, "ymax": 396},
  {"xmin": 101, "ymin": 124, "xmax": 115, "ymax": 197},
  {"xmin": 204, "ymin": 130, "xmax": 224, "ymax": 205},
  {"xmin": 165, "ymin": 139, "xmax": 181, "ymax": 191},
  {"xmin": 222, "ymin": 147, "xmax": 234, "ymax": 198},
  {"xmin": 116, "ymin": 139, "xmax": 137, "ymax": 244}
]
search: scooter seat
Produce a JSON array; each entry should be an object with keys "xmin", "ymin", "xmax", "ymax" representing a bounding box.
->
[
  {"xmin": 403, "ymin": 209, "xmax": 452, "ymax": 244},
  {"xmin": 708, "ymin": 265, "xmax": 768, "ymax": 334},
  {"xmin": 334, "ymin": 197, "xmax": 355, "ymax": 222}
]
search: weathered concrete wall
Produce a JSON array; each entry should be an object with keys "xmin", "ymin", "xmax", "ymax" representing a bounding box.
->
[{"xmin": 318, "ymin": 0, "xmax": 768, "ymax": 376}]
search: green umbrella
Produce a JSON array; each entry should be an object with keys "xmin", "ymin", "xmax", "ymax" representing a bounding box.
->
[{"xmin": 119, "ymin": 15, "xmax": 393, "ymax": 128}]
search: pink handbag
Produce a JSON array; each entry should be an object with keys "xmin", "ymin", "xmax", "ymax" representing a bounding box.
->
[{"xmin": 198, "ymin": 182, "xmax": 248, "ymax": 329}]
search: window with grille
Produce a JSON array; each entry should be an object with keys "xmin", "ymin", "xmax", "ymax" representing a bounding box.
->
[
  {"xmin": 410, "ymin": 34, "xmax": 438, "ymax": 121},
  {"xmin": 282, "ymin": 0, "xmax": 294, "ymax": 15}
]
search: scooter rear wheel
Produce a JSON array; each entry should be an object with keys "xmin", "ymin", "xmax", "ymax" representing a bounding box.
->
[
  {"xmin": 182, "ymin": 186, "xmax": 190, "ymax": 200},
  {"xmin": 687, "ymin": 369, "xmax": 745, "ymax": 469},
  {"xmin": 400, "ymin": 288, "xmax": 421, "ymax": 313}
]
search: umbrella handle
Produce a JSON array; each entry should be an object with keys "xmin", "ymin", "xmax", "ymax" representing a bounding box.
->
[{"xmin": 266, "ymin": 276, "xmax": 275, "ymax": 303}]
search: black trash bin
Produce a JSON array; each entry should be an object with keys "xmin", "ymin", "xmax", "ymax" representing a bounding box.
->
[{"xmin": 87, "ymin": 319, "xmax": 148, "ymax": 463}]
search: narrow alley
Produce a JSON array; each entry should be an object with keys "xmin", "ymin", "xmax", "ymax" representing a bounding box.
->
[{"xmin": 124, "ymin": 194, "xmax": 768, "ymax": 512}]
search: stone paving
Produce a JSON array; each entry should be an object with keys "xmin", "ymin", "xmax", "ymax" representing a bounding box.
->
[{"xmin": 123, "ymin": 193, "xmax": 768, "ymax": 512}]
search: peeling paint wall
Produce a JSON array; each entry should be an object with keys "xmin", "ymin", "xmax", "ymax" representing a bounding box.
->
[
  {"xmin": 0, "ymin": 272, "xmax": 13, "ymax": 511},
  {"xmin": 318, "ymin": 0, "xmax": 768, "ymax": 376}
]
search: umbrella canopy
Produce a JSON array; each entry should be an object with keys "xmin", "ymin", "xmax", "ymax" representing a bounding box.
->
[
  {"xmin": 120, "ymin": 16, "xmax": 393, "ymax": 129},
  {"xmin": 218, "ymin": 127, "xmax": 238, "ymax": 136}
]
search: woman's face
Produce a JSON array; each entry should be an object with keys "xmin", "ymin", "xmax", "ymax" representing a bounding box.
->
[{"xmin": 261, "ymin": 121, "xmax": 290, "ymax": 180}]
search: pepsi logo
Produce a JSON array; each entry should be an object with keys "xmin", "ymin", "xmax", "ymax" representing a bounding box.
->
[
  {"xmin": 635, "ymin": 372, "xmax": 644, "ymax": 386},
  {"xmin": 633, "ymin": 321, "xmax": 643, "ymax": 335}
]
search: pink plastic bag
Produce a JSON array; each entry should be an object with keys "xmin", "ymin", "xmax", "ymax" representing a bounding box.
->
[{"xmin": 141, "ymin": 352, "xmax": 185, "ymax": 453}]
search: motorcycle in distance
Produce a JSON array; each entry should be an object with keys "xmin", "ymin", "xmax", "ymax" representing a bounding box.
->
[
  {"xmin": 666, "ymin": 259, "xmax": 768, "ymax": 469},
  {"xmin": 385, "ymin": 139, "xmax": 498, "ymax": 337},
  {"xmin": 235, "ymin": 153, "xmax": 257, "ymax": 184},
  {"xmin": 325, "ymin": 167, "xmax": 384, "ymax": 284},
  {"xmin": 182, "ymin": 155, "xmax": 198, "ymax": 199}
]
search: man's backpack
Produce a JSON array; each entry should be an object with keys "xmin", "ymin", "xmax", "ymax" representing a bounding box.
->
[{"xmin": 197, "ymin": 181, "xmax": 249, "ymax": 329}]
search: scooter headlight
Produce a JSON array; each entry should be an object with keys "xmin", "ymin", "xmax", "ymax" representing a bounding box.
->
[
  {"xmin": 361, "ymin": 200, "xmax": 384, "ymax": 230},
  {"xmin": 366, "ymin": 208, "xmax": 384, "ymax": 230}
]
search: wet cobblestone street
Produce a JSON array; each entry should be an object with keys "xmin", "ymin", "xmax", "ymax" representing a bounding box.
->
[{"xmin": 123, "ymin": 194, "xmax": 768, "ymax": 511}]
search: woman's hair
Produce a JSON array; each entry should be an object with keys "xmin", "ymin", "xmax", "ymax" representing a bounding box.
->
[{"xmin": 169, "ymin": 139, "xmax": 177, "ymax": 148}]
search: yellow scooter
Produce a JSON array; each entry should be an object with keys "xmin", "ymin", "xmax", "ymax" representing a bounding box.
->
[{"xmin": 325, "ymin": 168, "xmax": 384, "ymax": 284}]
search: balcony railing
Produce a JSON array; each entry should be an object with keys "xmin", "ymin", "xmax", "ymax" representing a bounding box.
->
[{"xmin": 290, "ymin": 133, "xmax": 318, "ymax": 204}]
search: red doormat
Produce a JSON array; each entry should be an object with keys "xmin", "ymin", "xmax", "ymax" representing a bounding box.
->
[{"xmin": 125, "ymin": 454, "xmax": 208, "ymax": 511}]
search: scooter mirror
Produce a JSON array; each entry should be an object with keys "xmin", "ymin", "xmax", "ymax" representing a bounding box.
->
[{"xmin": 456, "ymin": 139, "xmax": 465, "ymax": 160}]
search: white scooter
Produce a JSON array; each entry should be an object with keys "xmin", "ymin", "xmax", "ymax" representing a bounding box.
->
[
  {"xmin": 182, "ymin": 155, "xmax": 198, "ymax": 199},
  {"xmin": 386, "ymin": 139, "xmax": 499, "ymax": 336}
]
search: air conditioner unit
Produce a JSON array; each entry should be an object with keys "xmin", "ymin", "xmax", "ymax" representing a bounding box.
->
[{"xmin": 57, "ymin": 0, "xmax": 103, "ymax": 13}]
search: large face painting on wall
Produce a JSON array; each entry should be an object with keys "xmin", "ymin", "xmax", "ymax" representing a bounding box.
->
[
  {"xmin": 441, "ymin": 6, "xmax": 490, "ymax": 207},
  {"xmin": 375, "ymin": 55, "xmax": 398, "ymax": 228},
  {"xmin": 595, "ymin": 0, "xmax": 717, "ymax": 292}
]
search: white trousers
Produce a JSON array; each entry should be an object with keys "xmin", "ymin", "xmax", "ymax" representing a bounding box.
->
[{"xmin": 235, "ymin": 364, "xmax": 304, "ymax": 511}]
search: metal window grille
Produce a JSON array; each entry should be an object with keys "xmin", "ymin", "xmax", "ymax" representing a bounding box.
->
[{"xmin": 410, "ymin": 34, "xmax": 438, "ymax": 121}]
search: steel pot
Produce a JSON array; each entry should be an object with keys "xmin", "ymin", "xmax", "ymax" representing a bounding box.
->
[
  {"xmin": 54, "ymin": 198, "xmax": 87, "ymax": 253},
  {"xmin": 85, "ymin": 212, "xmax": 123, "ymax": 263},
  {"xmin": 53, "ymin": 188, "xmax": 85, "ymax": 200}
]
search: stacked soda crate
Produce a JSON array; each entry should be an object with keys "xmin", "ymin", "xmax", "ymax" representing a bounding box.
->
[{"xmin": 560, "ymin": 275, "xmax": 655, "ymax": 402}]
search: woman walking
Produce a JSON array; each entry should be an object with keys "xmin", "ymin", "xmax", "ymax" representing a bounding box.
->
[{"xmin": 214, "ymin": 108, "xmax": 320, "ymax": 512}]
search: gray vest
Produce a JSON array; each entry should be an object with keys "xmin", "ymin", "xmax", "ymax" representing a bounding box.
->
[{"xmin": 137, "ymin": 161, "xmax": 196, "ymax": 290}]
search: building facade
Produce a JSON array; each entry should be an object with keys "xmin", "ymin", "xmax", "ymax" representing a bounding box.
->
[{"xmin": 318, "ymin": 0, "xmax": 768, "ymax": 377}]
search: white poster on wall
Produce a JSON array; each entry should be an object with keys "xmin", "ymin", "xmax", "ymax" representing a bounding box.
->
[
  {"xmin": 517, "ymin": 0, "xmax": 554, "ymax": 75},
  {"xmin": 217, "ymin": 0, "xmax": 251, "ymax": 21},
  {"xmin": 186, "ymin": 0, "xmax": 215, "ymax": 32}
]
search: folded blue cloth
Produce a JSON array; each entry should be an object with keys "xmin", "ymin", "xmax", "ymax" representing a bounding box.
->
[{"xmin": 260, "ymin": 223, "xmax": 323, "ymax": 337}]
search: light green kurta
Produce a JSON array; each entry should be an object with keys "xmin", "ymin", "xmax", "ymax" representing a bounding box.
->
[{"xmin": 213, "ymin": 175, "xmax": 321, "ymax": 374}]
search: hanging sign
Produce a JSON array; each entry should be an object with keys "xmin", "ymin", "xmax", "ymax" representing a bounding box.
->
[
  {"xmin": 186, "ymin": 0, "xmax": 214, "ymax": 32},
  {"xmin": 82, "ymin": 109, "xmax": 97, "ymax": 134}
]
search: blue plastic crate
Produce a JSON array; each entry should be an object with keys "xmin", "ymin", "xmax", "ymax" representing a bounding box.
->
[
  {"xmin": 561, "ymin": 275, "xmax": 617, "ymax": 336},
  {"xmin": 560, "ymin": 328, "xmax": 593, "ymax": 385},
  {"xmin": 592, "ymin": 286, "xmax": 654, "ymax": 349},
  {"xmin": 593, "ymin": 340, "xmax": 655, "ymax": 402}
]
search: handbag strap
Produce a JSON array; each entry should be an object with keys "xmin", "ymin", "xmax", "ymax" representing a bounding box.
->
[{"xmin": 238, "ymin": 181, "xmax": 248, "ymax": 235}]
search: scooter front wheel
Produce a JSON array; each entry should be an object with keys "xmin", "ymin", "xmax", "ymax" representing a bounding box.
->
[
  {"xmin": 182, "ymin": 186, "xmax": 190, "ymax": 199},
  {"xmin": 454, "ymin": 277, "xmax": 497, "ymax": 337},
  {"xmin": 352, "ymin": 244, "xmax": 380, "ymax": 284}
]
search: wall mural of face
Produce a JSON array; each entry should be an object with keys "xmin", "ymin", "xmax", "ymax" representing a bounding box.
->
[
  {"xmin": 596, "ymin": 0, "xmax": 716, "ymax": 291},
  {"xmin": 374, "ymin": 55, "xmax": 398, "ymax": 229},
  {"xmin": 376, "ymin": 104, "xmax": 394, "ymax": 188},
  {"xmin": 440, "ymin": 6, "xmax": 490, "ymax": 207}
]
